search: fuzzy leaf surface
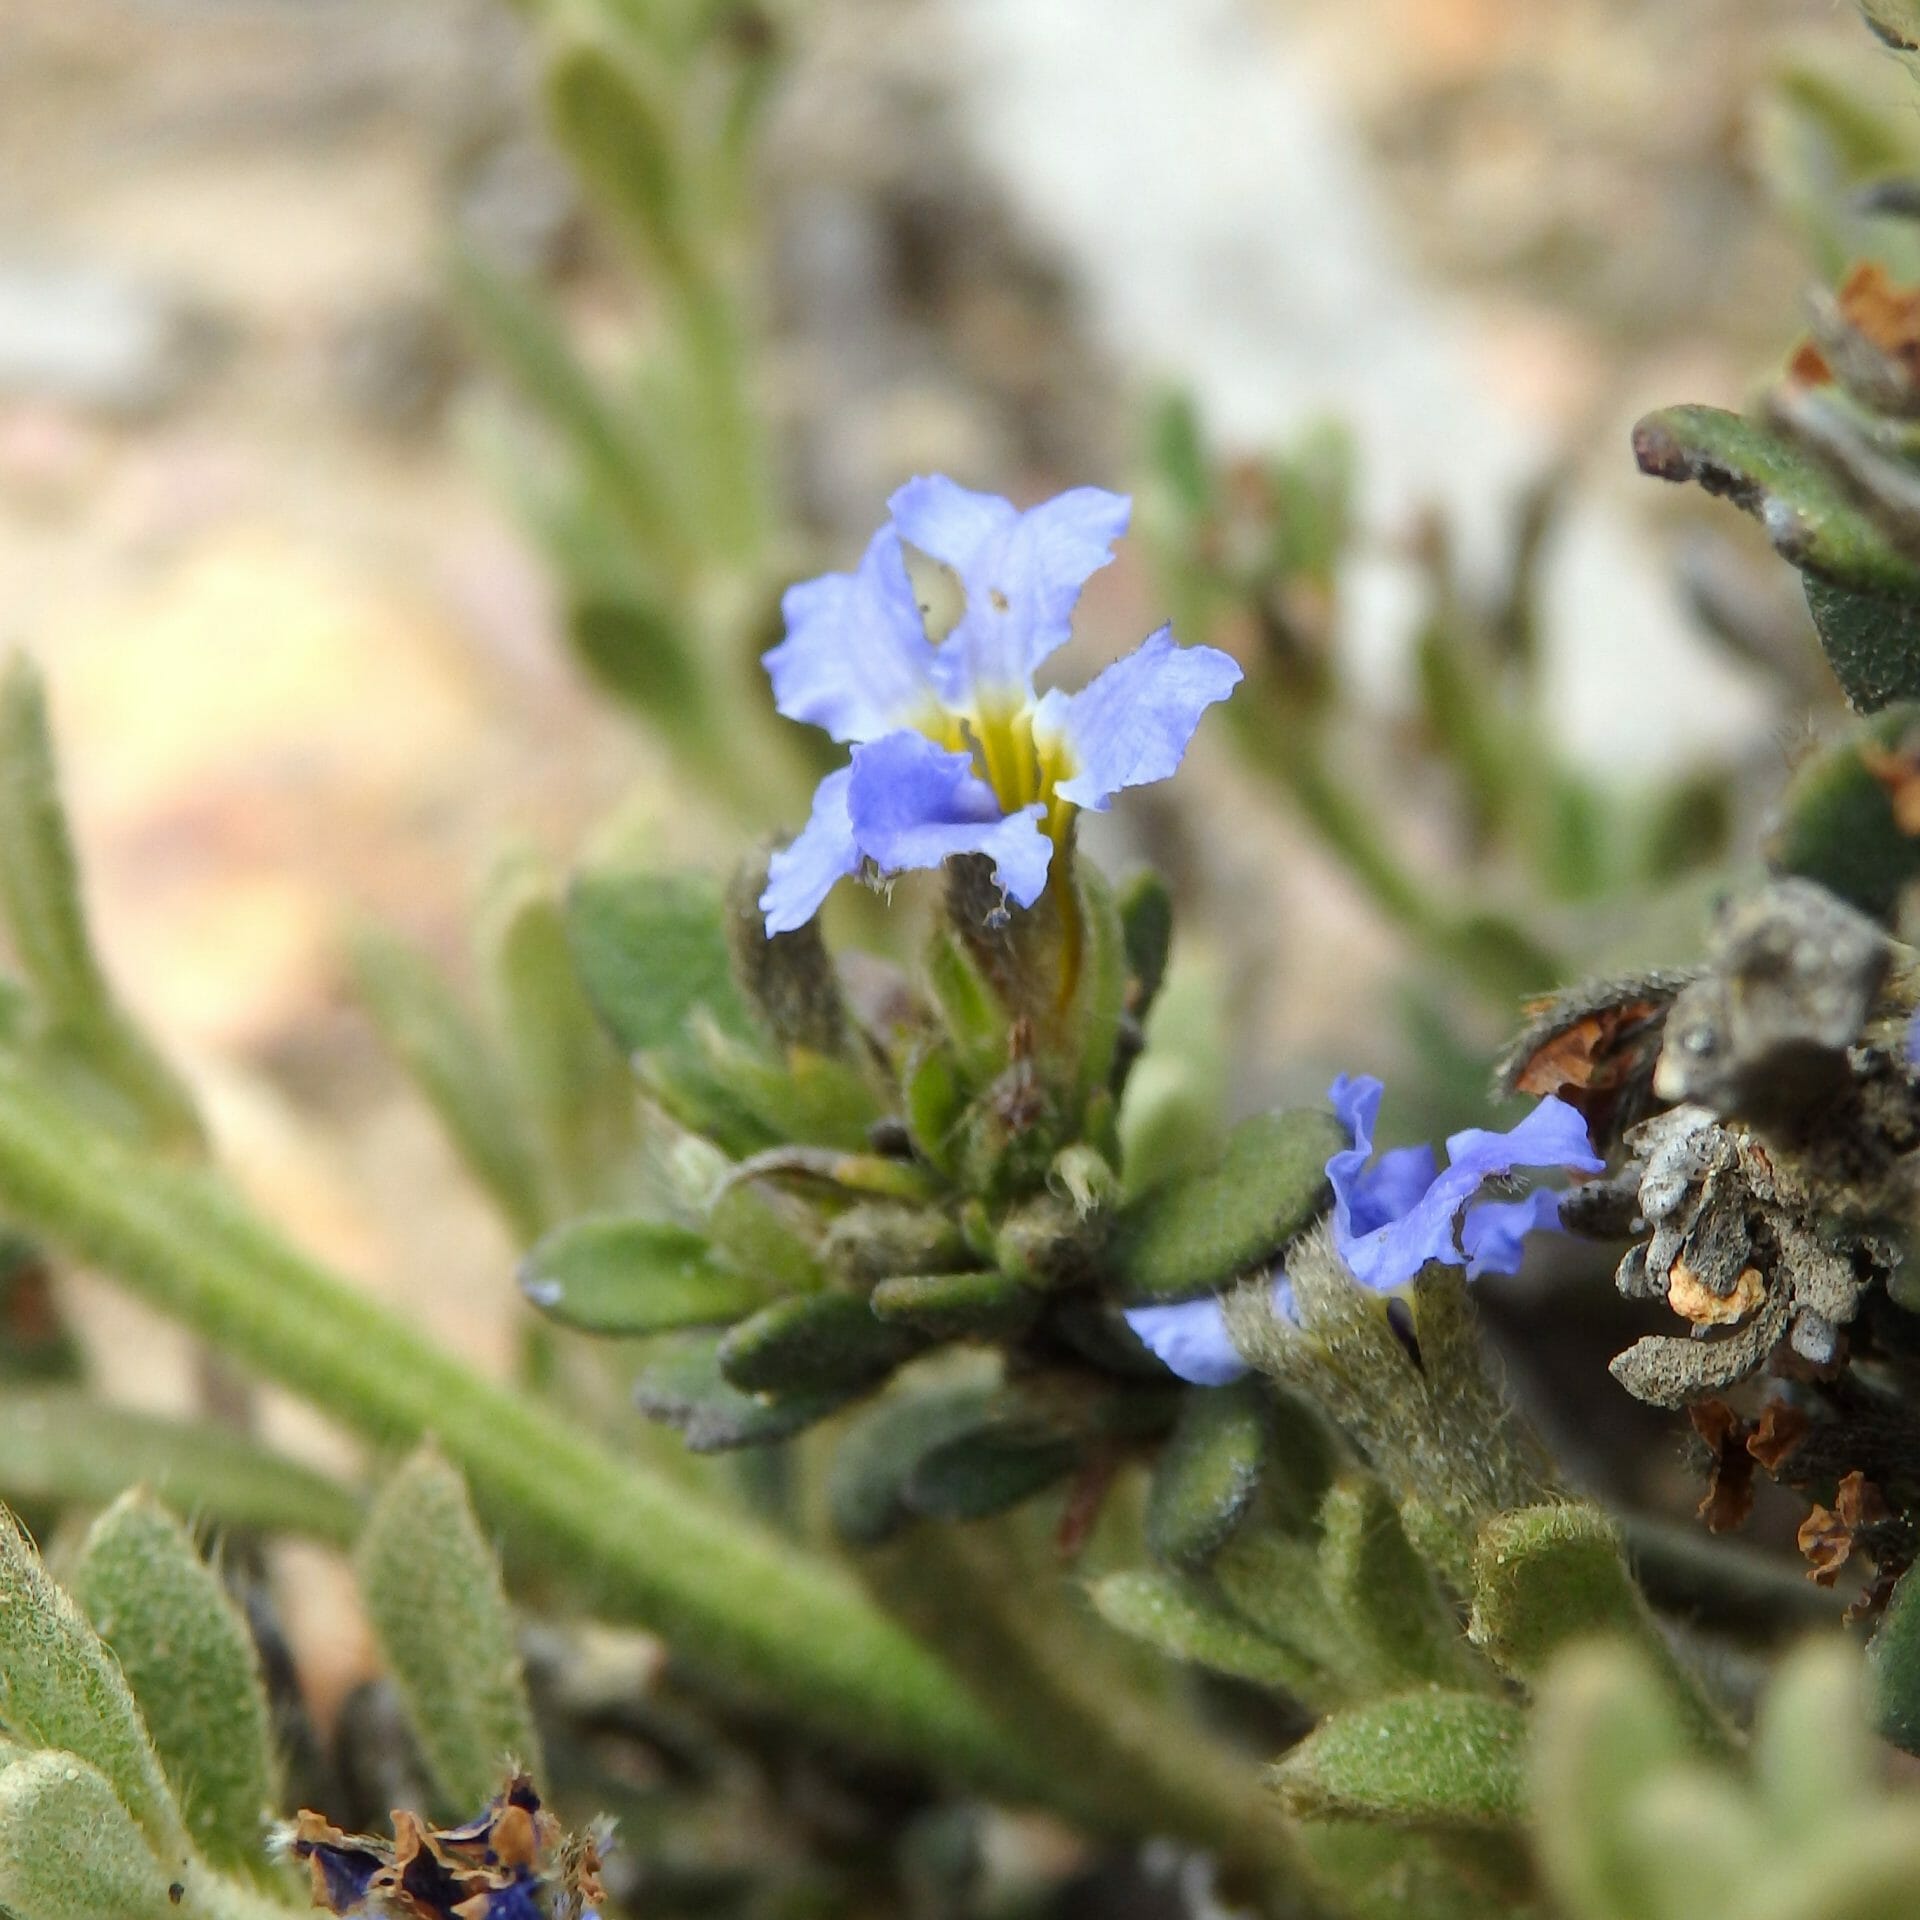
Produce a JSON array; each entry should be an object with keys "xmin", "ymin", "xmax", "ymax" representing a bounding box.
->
[
  {"xmin": 356, "ymin": 1448, "xmax": 541, "ymax": 1814},
  {"xmin": 70, "ymin": 1493, "xmax": 277, "ymax": 1877}
]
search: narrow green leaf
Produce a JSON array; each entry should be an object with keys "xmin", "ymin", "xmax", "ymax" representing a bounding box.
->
[
  {"xmin": 1528, "ymin": 1642, "xmax": 1693, "ymax": 1920},
  {"xmin": 1111, "ymin": 1107, "xmax": 1345, "ymax": 1301},
  {"xmin": 634, "ymin": 1334, "xmax": 857, "ymax": 1451},
  {"xmin": 1867, "ymin": 1559, "xmax": 1920, "ymax": 1756},
  {"xmin": 1210, "ymin": 1527, "xmax": 1356, "ymax": 1703},
  {"xmin": 0, "ymin": 1750, "xmax": 179, "ymax": 1920},
  {"xmin": 1146, "ymin": 1378, "xmax": 1268, "ymax": 1569},
  {"xmin": 0, "ymin": 1057, "xmax": 1032, "ymax": 1804},
  {"xmin": 356, "ymin": 1447, "xmax": 541, "ymax": 1814},
  {"xmin": 1756, "ymin": 1642, "xmax": 1876, "ymax": 1843},
  {"xmin": 1317, "ymin": 1476, "xmax": 1483, "ymax": 1695},
  {"xmin": 1633, "ymin": 405, "xmax": 1920, "ymax": 599},
  {"xmin": 904, "ymin": 1423, "xmax": 1079, "ymax": 1523},
  {"xmin": 868, "ymin": 1269, "xmax": 1041, "ymax": 1341},
  {"xmin": 545, "ymin": 37, "xmax": 688, "ymax": 276},
  {"xmin": 449, "ymin": 245, "xmax": 679, "ymax": 552},
  {"xmin": 1270, "ymin": 1692, "xmax": 1527, "ymax": 1829},
  {"xmin": 716, "ymin": 1289, "xmax": 915, "ymax": 1395},
  {"xmin": 1470, "ymin": 1504, "xmax": 1726, "ymax": 1750},
  {"xmin": 693, "ymin": 1015, "xmax": 880, "ymax": 1150},
  {"xmin": 351, "ymin": 927, "xmax": 547, "ymax": 1244},
  {"xmin": 70, "ymin": 1492, "xmax": 277, "ymax": 1877},
  {"xmin": 1115, "ymin": 869, "xmax": 1174, "ymax": 1021},
  {"xmin": 566, "ymin": 867, "xmax": 753, "ymax": 1056},
  {"xmin": 521, "ymin": 1215, "xmax": 769, "ymax": 1335},
  {"xmin": 0, "ymin": 1511, "xmax": 187, "ymax": 1861},
  {"xmin": 924, "ymin": 930, "xmax": 1006, "ymax": 1080},
  {"xmin": 0, "ymin": 656, "xmax": 201, "ymax": 1151},
  {"xmin": 1088, "ymin": 1570, "xmax": 1319, "ymax": 1698},
  {"xmin": 1802, "ymin": 574, "xmax": 1920, "ymax": 715},
  {"xmin": 1770, "ymin": 703, "xmax": 1920, "ymax": 916},
  {"xmin": 0, "ymin": 657, "xmax": 104, "ymax": 1031},
  {"xmin": 827, "ymin": 1383, "xmax": 1003, "ymax": 1547},
  {"xmin": 703, "ymin": 1177, "xmax": 825, "ymax": 1295},
  {"xmin": 0, "ymin": 1391, "xmax": 361, "ymax": 1545},
  {"xmin": 479, "ymin": 851, "xmax": 638, "ymax": 1216},
  {"xmin": 1065, "ymin": 862, "xmax": 1128, "ymax": 1111},
  {"xmin": 1144, "ymin": 387, "xmax": 1215, "ymax": 518},
  {"xmin": 567, "ymin": 594, "xmax": 711, "ymax": 732}
]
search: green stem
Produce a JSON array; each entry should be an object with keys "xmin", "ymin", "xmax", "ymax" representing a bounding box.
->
[{"xmin": 0, "ymin": 1058, "xmax": 1030, "ymax": 1801}]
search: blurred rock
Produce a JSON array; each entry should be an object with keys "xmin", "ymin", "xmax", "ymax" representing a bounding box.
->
[
  {"xmin": 0, "ymin": 261, "xmax": 223, "ymax": 415},
  {"xmin": 330, "ymin": 292, "xmax": 464, "ymax": 434}
]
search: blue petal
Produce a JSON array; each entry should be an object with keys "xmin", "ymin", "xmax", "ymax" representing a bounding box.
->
[
  {"xmin": 481, "ymin": 1883, "xmax": 545, "ymax": 1920},
  {"xmin": 1906, "ymin": 1010, "xmax": 1920, "ymax": 1068},
  {"xmin": 1330, "ymin": 1086, "xmax": 1601, "ymax": 1294},
  {"xmin": 890, "ymin": 478, "xmax": 1131, "ymax": 701},
  {"xmin": 1461, "ymin": 1189, "xmax": 1564, "ymax": 1279},
  {"xmin": 1035, "ymin": 628, "xmax": 1243, "ymax": 810},
  {"xmin": 846, "ymin": 731, "xmax": 1052, "ymax": 907},
  {"xmin": 760, "ymin": 767, "xmax": 860, "ymax": 934},
  {"xmin": 1124, "ymin": 1298, "xmax": 1245, "ymax": 1385},
  {"xmin": 762, "ymin": 527, "xmax": 941, "ymax": 742},
  {"xmin": 1441, "ymin": 1096, "xmax": 1604, "ymax": 1185},
  {"xmin": 887, "ymin": 476, "xmax": 1018, "ymax": 576},
  {"xmin": 1327, "ymin": 1075, "xmax": 1438, "ymax": 1246}
]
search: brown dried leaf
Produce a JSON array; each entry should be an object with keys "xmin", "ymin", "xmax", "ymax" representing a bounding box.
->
[
  {"xmin": 1798, "ymin": 1470, "xmax": 1891, "ymax": 1586},
  {"xmin": 1838, "ymin": 262, "xmax": 1920, "ymax": 379},
  {"xmin": 1746, "ymin": 1399, "xmax": 1811, "ymax": 1474},
  {"xmin": 1690, "ymin": 1399, "xmax": 1756, "ymax": 1533},
  {"xmin": 1799, "ymin": 1502, "xmax": 1852, "ymax": 1586},
  {"xmin": 1510, "ymin": 999, "xmax": 1665, "ymax": 1101},
  {"xmin": 1788, "ymin": 338, "xmax": 1834, "ymax": 387},
  {"xmin": 1837, "ymin": 1468, "xmax": 1892, "ymax": 1531}
]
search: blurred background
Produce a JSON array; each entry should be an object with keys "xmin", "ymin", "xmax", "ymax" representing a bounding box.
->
[{"xmin": 0, "ymin": 0, "xmax": 1900, "ymax": 1710}]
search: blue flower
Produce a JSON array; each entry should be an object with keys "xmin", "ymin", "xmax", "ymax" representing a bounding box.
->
[
  {"xmin": 1124, "ymin": 1077, "xmax": 1600, "ymax": 1385},
  {"xmin": 759, "ymin": 478, "xmax": 1243, "ymax": 933}
]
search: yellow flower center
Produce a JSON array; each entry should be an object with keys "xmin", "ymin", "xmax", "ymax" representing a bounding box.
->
[{"xmin": 926, "ymin": 695, "xmax": 1077, "ymax": 850}]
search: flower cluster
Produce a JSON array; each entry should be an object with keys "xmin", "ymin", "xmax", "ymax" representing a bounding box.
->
[
  {"xmin": 282, "ymin": 1774, "xmax": 603, "ymax": 1920},
  {"xmin": 1126, "ymin": 1075, "xmax": 1602, "ymax": 1385},
  {"xmin": 759, "ymin": 477, "xmax": 1243, "ymax": 933}
]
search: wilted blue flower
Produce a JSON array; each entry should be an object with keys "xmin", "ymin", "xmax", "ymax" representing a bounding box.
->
[
  {"xmin": 760, "ymin": 477, "xmax": 1243, "ymax": 932},
  {"xmin": 1124, "ymin": 1076, "xmax": 1600, "ymax": 1385}
]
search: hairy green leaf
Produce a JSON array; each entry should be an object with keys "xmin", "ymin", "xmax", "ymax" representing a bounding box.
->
[
  {"xmin": 521, "ymin": 1215, "xmax": 770, "ymax": 1335},
  {"xmin": 70, "ymin": 1493, "xmax": 277, "ymax": 1877},
  {"xmin": 716, "ymin": 1289, "xmax": 915, "ymax": 1395},
  {"xmin": 356, "ymin": 1448, "xmax": 541, "ymax": 1814},
  {"xmin": 633, "ymin": 1333, "xmax": 858, "ymax": 1450},
  {"xmin": 1633, "ymin": 406, "xmax": 1920, "ymax": 598},
  {"xmin": 0, "ymin": 1391, "xmax": 361, "ymax": 1545},
  {"xmin": 1146, "ymin": 1378, "xmax": 1268, "ymax": 1569},
  {"xmin": 566, "ymin": 867, "xmax": 752, "ymax": 1056},
  {"xmin": 1088, "ymin": 1570, "xmax": 1319, "ymax": 1698},
  {"xmin": 0, "ymin": 1513, "xmax": 186, "ymax": 1861},
  {"xmin": 0, "ymin": 1750, "xmax": 180, "ymax": 1920},
  {"xmin": 1111, "ymin": 1107, "xmax": 1345, "ymax": 1301},
  {"xmin": 1270, "ymin": 1691, "xmax": 1526, "ymax": 1829}
]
